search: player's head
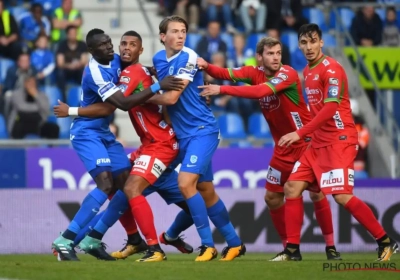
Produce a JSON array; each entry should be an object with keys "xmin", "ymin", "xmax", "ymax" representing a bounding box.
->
[
  {"xmin": 298, "ymin": 23, "xmax": 324, "ymax": 63},
  {"xmin": 86, "ymin": 28, "xmax": 114, "ymax": 62},
  {"xmin": 255, "ymin": 37, "xmax": 282, "ymax": 72},
  {"xmin": 119, "ymin": 30, "xmax": 143, "ymax": 64},
  {"xmin": 159, "ymin": 15, "xmax": 188, "ymax": 53}
]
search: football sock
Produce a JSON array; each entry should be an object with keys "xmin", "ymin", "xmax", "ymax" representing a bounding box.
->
[
  {"xmin": 119, "ymin": 206, "xmax": 138, "ymax": 235},
  {"xmin": 186, "ymin": 192, "xmax": 214, "ymax": 247},
  {"xmin": 269, "ymin": 205, "xmax": 286, "ymax": 247},
  {"xmin": 207, "ymin": 199, "xmax": 241, "ymax": 247},
  {"xmin": 73, "ymin": 211, "xmax": 104, "ymax": 246},
  {"xmin": 130, "ymin": 195, "xmax": 158, "ymax": 246},
  {"xmin": 313, "ymin": 196, "xmax": 335, "ymax": 247},
  {"xmin": 63, "ymin": 188, "xmax": 108, "ymax": 240},
  {"xmin": 165, "ymin": 210, "xmax": 194, "ymax": 240},
  {"xmin": 285, "ymin": 196, "xmax": 304, "ymax": 245},
  {"xmin": 89, "ymin": 190, "xmax": 128, "ymax": 240},
  {"xmin": 344, "ymin": 196, "xmax": 386, "ymax": 240}
]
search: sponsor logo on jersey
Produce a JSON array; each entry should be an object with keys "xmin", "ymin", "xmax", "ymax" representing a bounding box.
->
[
  {"xmin": 259, "ymin": 94, "xmax": 280, "ymax": 111},
  {"xmin": 348, "ymin": 169, "xmax": 354, "ymax": 186},
  {"xmin": 305, "ymin": 87, "xmax": 322, "ymax": 105},
  {"xmin": 159, "ymin": 120, "xmax": 168, "ymax": 129},
  {"xmin": 120, "ymin": 76, "xmax": 130, "ymax": 83},
  {"xmin": 322, "ymin": 59, "xmax": 330, "ymax": 66},
  {"xmin": 270, "ymin": 78, "xmax": 283, "ymax": 85},
  {"xmin": 118, "ymin": 84, "xmax": 127, "ymax": 93},
  {"xmin": 313, "ymin": 74, "xmax": 319, "ymax": 80},
  {"xmin": 328, "ymin": 86, "xmax": 339, "ymax": 98},
  {"xmin": 321, "ymin": 169, "xmax": 344, "ymax": 187},
  {"xmin": 329, "ymin": 78, "xmax": 339, "ymax": 85},
  {"xmin": 190, "ymin": 155, "xmax": 198, "ymax": 164},
  {"xmin": 96, "ymin": 158, "xmax": 111, "ymax": 165},
  {"xmin": 290, "ymin": 112, "xmax": 304, "ymax": 129},
  {"xmin": 98, "ymin": 82, "xmax": 116, "ymax": 96},
  {"xmin": 169, "ymin": 128, "xmax": 174, "ymax": 136},
  {"xmin": 277, "ymin": 73, "xmax": 288, "ymax": 80},
  {"xmin": 172, "ymin": 142, "xmax": 179, "ymax": 150},
  {"xmin": 327, "ymin": 69, "xmax": 335, "ymax": 73},
  {"xmin": 142, "ymin": 66, "xmax": 151, "ymax": 76},
  {"xmin": 151, "ymin": 158, "xmax": 166, "ymax": 178},
  {"xmin": 185, "ymin": 62, "xmax": 195, "ymax": 70},
  {"xmin": 169, "ymin": 66, "xmax": 174, "ymax": 75},
  {"xmin": 177, "ymin": 67, "xmax": 197, "ymax": 78},
  {"xmin": 333, "ymin": 111, "xmax": 344, "ymax": 129},
  {"xmin": 133, "ymin": 155, "xmax": 151, "ymax": 170},
  {"xmin": 266, "ymin": 166, "xmax": 281, "ymax": 185}
]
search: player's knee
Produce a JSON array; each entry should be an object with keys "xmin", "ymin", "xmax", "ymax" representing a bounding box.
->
[
  {"xmin": 264, "ymin": 191, "xmax": 284, "ymax": 209},
  {"xmin": 333, "ymin": 193, "xmax": 353, "ymax": 206},
  {"xmin": 94, "ymin": 171, "xmax": 115, "ymax": 195},
  {"xmin": 178, "ymin": 172, "xmax": 198, "ymax": 197},
  {"xmin": 283, "ymin": 181, "xmax": 304, "ymax": 198},
  {"xmin": 309, "ymin": 191, "xmax": 324, "ymax": 202}
]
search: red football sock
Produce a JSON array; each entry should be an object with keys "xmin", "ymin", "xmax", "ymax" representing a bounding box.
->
[
  {"xmin": 130, "ymin": 195, "xmax": 158, "ymax": 245},
  {"xmin": 269, "ymin": 205, "xmax": 286, "ymax": 247},
  {"xmin": 119, "ymin": 207, "xmax": 138, "ymax": 235},
  {"xmin": 344, "ymin": 196, "xmax": 386, "ymax": 239},
  {"xmin": 285, "ymin": 197, "xmax": 304, "ymax": 245},
  {"xmin": 314, "ymin": 196, "xmax": 334, "ymax": 247}
]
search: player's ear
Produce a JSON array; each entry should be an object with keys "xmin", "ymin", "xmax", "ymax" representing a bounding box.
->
[
  {"xmin": 320, "ymin": 38, "xmax": 324, "ymax": 49},
  {"xmin": 256, "ymin": 53, "xmax": 262, "ymax": 63},
  {"xmin": 139, "ymin": 47, "xmax": 143, "ymax": 55}
]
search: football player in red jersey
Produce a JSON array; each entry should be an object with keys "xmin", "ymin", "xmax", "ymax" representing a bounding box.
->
[
  {"xmin": 276, "ymin": 23, "xmax": 398, "ymax": 261},
  {"xmin": 197, "ymin": 36, "xmax": 341, "ymax": 260}
]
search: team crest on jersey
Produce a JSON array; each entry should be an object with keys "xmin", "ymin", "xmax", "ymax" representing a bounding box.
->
[
  {"xmin": 328, "ymin": 86, "xmax": 339, "ymax": 97},
  {"xmin": 169, "ymin": 66, "xmax": 174, "ymax": 75},
  {"xmin": 117, "ymin": 68, "xmax": 121, "ymax": 76},
  {"xmin": 190, "ymin": 155, "xmax": 198, "ymax": 164},
  {"xmin": 120, "ymin": 76, "xmax": 130, "ymax": 83},
  {"xmin": 313, "ymin": 74, "xmax": 319, "ymax": 80},
  {"xmin": 322, "ymin": 59, "xmax": 330, "ymax": 66},
  {"xmin": 277, "ymin": 73, "xmax": 288, "ymax": 80},
  {"xmin": 329, "ymin": 78, "xmax": 339, "ymax": 85}
]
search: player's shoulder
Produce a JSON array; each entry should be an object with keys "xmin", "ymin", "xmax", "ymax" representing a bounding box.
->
[
  {"xmin": 153, "ymin": 49, "xmax": 166, "ymax": 62},
  {"xmin": 179, "ymin": 47, "xmax": 198, "ymax": 63},
  {"xmin": 279, "ymin": 65, "xmax": 298, "ymax": 76},
  {"xmin": 321, "ymin": 56, "xmax": 343, "ymax": 70}
]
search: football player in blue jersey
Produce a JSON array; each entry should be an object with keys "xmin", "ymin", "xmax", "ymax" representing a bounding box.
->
[
  {"xmin": 51, "ymin": 28, "xmax": 184, "ymax": 261},
  {"xmin": 149, "ymin": 16, "xmax": 245, "ymax": 261}
]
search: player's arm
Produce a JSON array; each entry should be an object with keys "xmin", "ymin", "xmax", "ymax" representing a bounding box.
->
[
  {"xmin": 198, "ymin": 57, "xmax": 253, "ymax": 83},
  {"xmin": 147, "ymin": 80, "xmax": 189, "ymax": 105},
  {"xmin": 54, "ymin": 100, "xmax": 116, "ymax": 118}
]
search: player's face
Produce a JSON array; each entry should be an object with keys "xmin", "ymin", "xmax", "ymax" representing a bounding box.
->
[
  {"xmin": 91, "ymin": 34, "xmax": 114, "ymax": 62},
  {"xmin": 160, "ymin": 21, "xmax": 187, "ymax": 53},
  {"xmin": 298, "ymin": 32, "xmax": 324, "ymax": 63},
  {"xmin": 119, "ymin": 35, "xmax": 143, "ymax": 64},
  {"xmin": 257, "ymin": 44, "xmax": 282, "ymax": 73}
]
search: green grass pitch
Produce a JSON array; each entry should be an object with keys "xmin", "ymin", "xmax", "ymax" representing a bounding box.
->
[{"xmin": 0, "ymin": 253, "xmax": 399, "ymax": 280}]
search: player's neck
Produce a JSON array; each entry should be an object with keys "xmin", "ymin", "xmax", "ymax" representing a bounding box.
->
[
  {"xmin": 264, "ymin": 68, "xmax": 277, "ymax": 78},
  {"xmin": 308, "ymin": 53, "xmax": 325, "ymax": 67},
  {"xmin": 165, "ymin": 47, "xmax": 180, "ymax": 59},
  {"xmin": 94, "ymin": 57, "xmax": 110, "ymax": 66}
]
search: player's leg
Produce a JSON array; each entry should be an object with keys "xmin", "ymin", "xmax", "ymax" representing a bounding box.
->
[
  {"xmin": 178, "ymin": 134, "xmax": 217, "ymax": 261},
  {"xmin": 52, "ymin": 137, "xmax": 116, "ymax": 261},
  {"xmin": 320, "ymin": 144, "xmax": 398, "ymax": 261},
  {"xmin": 264, "ymin": 189, "xmax": 285, "ymax": 247},
  {"xmin": 308, "ymin": 191, "xmax": 341, "ymax": 260}
]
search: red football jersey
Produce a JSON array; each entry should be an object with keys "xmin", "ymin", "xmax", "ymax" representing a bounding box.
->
[
  {"xmin": 303, "ymin": 55, "xmax": 358, "ymax": 148},
  {"xmin": 118, "ymin": 63, "xmax": 175, "ymax": 145},
  {"xmin": 226, "ymin": 65, "xmax": 312, "ymax": 147}
]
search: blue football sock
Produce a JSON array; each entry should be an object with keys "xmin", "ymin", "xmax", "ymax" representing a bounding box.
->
[
  {"xmin": 90, "ymin": 190, "xmax": 128, "ymax": 238},
  {"xmin": 186, "ymin": 192, "xmax": 214, "ymax": 247},
  {"xmin": 63, "ymin": 188, "xmax": 108, "ymax": 240},
  {"xmin": 207, "ymin": 199, "xmax": 241, "ymax": 247},
  {"xmin": 166, "ymin": 210, "xmax": 194, "ymax": 239},
  {"xmin": 73, "ymin": 211, "xmax": 104, "ymax": 246}
]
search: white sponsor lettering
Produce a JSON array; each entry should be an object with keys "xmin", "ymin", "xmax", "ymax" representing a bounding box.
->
[
  {"xmin": 151, "ymin": 158, "xmax": 166, "ymax": 178},
  {"xmin": 292, "ymin": 161, "xmax": 301, "ymax": 173},
  {"xmin": 348, "ymin": 169, "xmax": 354, "ymax": 186},
  {"xmin": 290, "ymin": 112, "xmax": 303, "ymax": 129},
  {"xmin": 305, "ymin": 87, "xmax": 322, "ymax": 105},
  {"xmin": 333, "ymin": 111, "xmax": 344, "ymax": 129},
  {"xmin": 96, "ymin": 158, "xmax": 111, "ymax": 165},
  {"xmin": 134, "ymin": 155, "xmax": 151, "ymax": 171}
]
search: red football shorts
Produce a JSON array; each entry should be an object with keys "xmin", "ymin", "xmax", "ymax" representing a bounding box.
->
[
  {"xmin": 129, "ymin": 139, "xmax": 179, "ymax": 185},
  {"xmin": 288, "ymin": 143, "xmax": 358, "ymax": 195},
  {"xmin": 265, "ymin": 144, "xmax": 309, "ymax": 193}
]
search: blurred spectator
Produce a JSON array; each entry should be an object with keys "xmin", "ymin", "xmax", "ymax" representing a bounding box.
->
[
  {"xmin": 196, "ymin": 21, "xmax": 227, "ymax": 62},
  {"xmin": 205, "ymin": 0, "xmax": 236, "ymax": 33},
  {"xmin": 350, "ymin": 99, "xmax": 370, "ymax": 173},
  {"xmin": 265, "ymin": 0, "xmax": 308, "ymax": 32},
  {"xmin": 33, "ymin": 0, "xmax": 63, "ymax": 18},
  {"xmin": 227, "ymin": 33, "xmax": 252, "ymax": 68},
  {"xmin": 172, "ymin": 0, "xmax": 200, "ymax": 32},
  {"xmin": 239, "ymin": 0, "xmax": 267, "ymax": 34},
  {"xmin": 56, "ymin": 25, "xmax": 88, "ymax": 98},
  {"xmin": 350, "ymin": 6, "xmax": 383, "ymax": 46},
  {"xmin": 3, "ymin": 53, "xmax": 35, "ymax": 94},
  {"xmin": 110, "ymin": 123, "xmax": 126, "ymax": 147},
  {"xmin": 382, "ymin": 6, "xmax": 400, "ymax": 46},
  {"xmin": 268, "ymin": 29, "xmax": 291, "ymax": 66},
  {"xmin": 31, "ymin": 35, "xmax": 55, "ymax": 86},
  {"xmin": 19, "ymin": 3, "xmax": 50, "ymax": 51},
  {"xmin": 8, "ymin": 75, "xmax": 59, "ymax": 139},
  {"xmin": 0, "ymin": 0, "xmax": 21, "ymax": 60},
  {"xmin": 51, "ymin": 0, "xmax": 82, "ymax": 44}
]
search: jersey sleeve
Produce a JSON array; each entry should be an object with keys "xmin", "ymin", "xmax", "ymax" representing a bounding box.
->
[
  {"xmin": 264, "ymin": 68, "xmax": 298, "ymax": 94},
  {"xmin": 207, "ymin": 65, "xmax": 253, "ymax": 84},
  {"xmin": 118, "ymin": 67, "xmax": 148, "ymax": 97},
  {"xmin": 322, "ymin": 64, "xmax": 344, "ymax": 104},
  {"xmin": 89, "ymin": 68, "xmax": 120, "ymax": 101},
  {"xmin": 174, "ymin": 51, "xmax": 198, "ymax": 82}
]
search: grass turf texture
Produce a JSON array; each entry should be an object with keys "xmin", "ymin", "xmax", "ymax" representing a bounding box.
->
[{"xmin": 0, "ymin": 253, "xmax": 399, "ymax": 280}]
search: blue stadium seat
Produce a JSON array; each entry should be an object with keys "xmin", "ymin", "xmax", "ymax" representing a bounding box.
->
[
  {"xmin": 221, "ymin": 32, "xmax": 234, "ymax": 54},
  {"xmin": 303, "ymin": 8, "xmax": 328, "ymax": 32},
  {"xmin": 40, "ymin": 86, "xmax": 63, "ymax": 108},
  {"xmin": 229, "ymin": 140, "xmax": 252, "ymax": 148},
  {"xmin": 322, "ymin": 33, "xmax": 337, "ymax": 47},
  {"xmin": 0, "ymin": 58, "xmax": 15, "ymax": 86},
  {"xmin": 248, "ymin": 113, "xmax": 272, "ymax": 139},
  {"xmin": 375, "ymin": 8, "xmax": 385, "ymax": 22},
  {"xmin": 281, "ymin": 32, "xmax": 298, "ymax": 54},
  {"xmin": 67, "ymin": 86, "xmax": 81, "ymax": 107},
  {"xmin": 57, "ymin": 117, "xmax": 72, "ymax": 139},
  {"xmin": 47, "ymin": 115, "xmax": 57, "ymax": 123},
  {"xmin": 218, "ymin": 113, "xmax": 247, "ymax": 139},
  {"xmin": 185, "ymin": 34, "xmax": 202, "ymax": 50},
  {"xmin": 0, "ymin": 114, "xmax": 8, "ymax": 139},
  {"xmin": 245, "ymin": 33, "xmax": 265, "ymax": 55},
  {"xmin": 354, "ymin": 170, "xmax": 369, "ymax": 179},
  {"xmin": 330, "ymin": 8, "xmax": 355, "ymax": 30}
]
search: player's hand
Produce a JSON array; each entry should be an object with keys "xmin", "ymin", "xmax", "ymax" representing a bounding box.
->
[
  {"xmin": 54, "ymin": 99, "xmax": 69, "ymax": 118},
  {"xmin": 198, "ymin": 84, "xmax": 221, "ymax": 96},
  {"xmin": 159, "ymin": 75, "xmax": 185, "ymax": 91},
  {"xmin": 278, "ymin": 131, "xmax": 300, "ymax": 147},
  {"xmin": 197, "ymin": 57, "xmax": 209, "ymax": 70}
]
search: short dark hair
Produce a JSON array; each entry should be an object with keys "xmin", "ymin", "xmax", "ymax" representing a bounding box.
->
[
  {"xmin": 122, "ymin": 30, "xmax": 142, "ymax": 42},
  {"xmin": 298, "ymin": 23, "xmax": 322, "ymax": 40},
  {"xmin": 31, "ymin": 3, "xmax": 43, "ymax": 11},
  {"xmin": 159, "ymin": 15, "xmax": 188, "ymax": 45},
  {"xmin": 66, "ymin": 25, "xmax": 77, "ymax": 35},
  {"xmin": 256, "ymin": 37, "xmax": 282, "ymax": 55},
  {"xmin": 86, "ymin": 28, "xmax": 105, "ymax": 47}
]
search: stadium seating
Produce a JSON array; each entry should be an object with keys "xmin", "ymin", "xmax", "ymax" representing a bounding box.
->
[
  {"xmin": 303, "ymin": 8, "xmax": 329, "ymax": 32},
  {"xmin": 355, "ymin": 170, "xmax": 369, "ymax": 179},
  {"xmin": 40, "ymin": 86, "xmax": 63, "ymax": 109},
  {"xmin": 330, "ymin": 8, "xmax": 355, "ymax": 31},
  {"xmin": 0, "ymin": 58, "xmax": 15, "ymax": 86},
  {"xmin": 248, "ymin": 113, "xmax": 272, "ymax": 139},
  {"xmin": 57, "ymin": 117, "xmax": 72, "ymax": 139},
  {"xmin": 67, "ymin": 86, "xmax": 82, "ymax": 107},
  {"xmin": 229, "ymin": 140, "xmax": 253, "ymax": 148},
  {"xmin": 185, "ymin": 34, "xmax": 202, "ymax": 50},
  {"xmin": 0, "ymin": 114, "xmax": 8, "ymax": 139},
  {"xmin": 218, "ymin": 113, "xmax": 247, "ymax": 139}
]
